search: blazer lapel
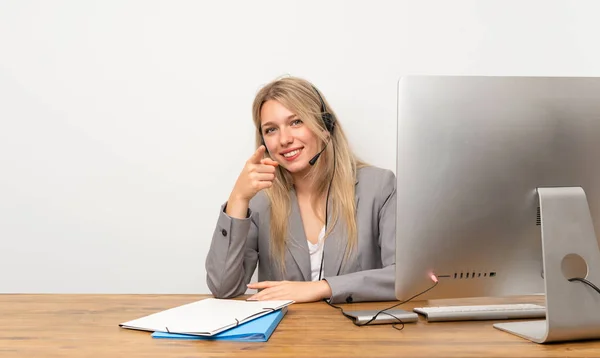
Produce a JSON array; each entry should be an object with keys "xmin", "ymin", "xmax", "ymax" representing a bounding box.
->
[
  {"xmin": 287, "ymin": 190, "xmax": 311, "ymax": 281},
  {"xmin": 323, "ymin": 175, "xmax": 360, "ymax": 277},
  {"xmin": 323, "ymin": 217, "xmax": 345, "ymax": 277}
]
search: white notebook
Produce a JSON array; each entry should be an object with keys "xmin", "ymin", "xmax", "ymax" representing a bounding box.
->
[{"xmin": 119, "ymin": 298, "xmax": 294, "ymax": 336}]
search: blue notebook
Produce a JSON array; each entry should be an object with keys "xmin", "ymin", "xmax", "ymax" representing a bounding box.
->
[{"xmin": 151, "ymin": 307, "xmax": 287, "ymax": 342}]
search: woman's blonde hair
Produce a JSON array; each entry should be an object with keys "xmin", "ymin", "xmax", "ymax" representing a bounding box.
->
[{"xmin": 251, "ymin": 76, "xmax": 368, "ymax": 274}]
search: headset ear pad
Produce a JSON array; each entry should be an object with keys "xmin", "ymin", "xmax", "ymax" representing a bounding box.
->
[{"xmin": 322, "ymin": 113, "xmax": 335, "ymax": 134}]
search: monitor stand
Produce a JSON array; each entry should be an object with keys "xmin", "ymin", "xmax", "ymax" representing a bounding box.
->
[{"xmin": 494, "ymin": 187, "xmax": 600, "ymax": 343}]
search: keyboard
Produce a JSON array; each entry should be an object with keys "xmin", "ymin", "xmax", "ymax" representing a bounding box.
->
[{"xmin": 413, "ymin": 303, "xmax": 546, "ymax": 322}]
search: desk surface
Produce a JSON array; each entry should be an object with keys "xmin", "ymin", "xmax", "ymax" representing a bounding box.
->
[{"xmin": 1, "ymin": 294, "xmax": 599, "ymax": 357}]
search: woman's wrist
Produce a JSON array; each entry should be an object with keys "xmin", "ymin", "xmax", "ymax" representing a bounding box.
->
[
  {"xmin": 318, "ymin": 280, "xmax": 333, "ymax": 300},
  {"xmin": 225, "ymin": 194, "xmax": 250, "ymax": 219}
]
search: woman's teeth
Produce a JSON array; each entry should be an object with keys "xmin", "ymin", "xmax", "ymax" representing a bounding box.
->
[{"xmin": 283, "ymin": 149, "xmax": 300, "ymax": 158}]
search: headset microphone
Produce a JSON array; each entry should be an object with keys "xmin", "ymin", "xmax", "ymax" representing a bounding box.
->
[{"xmin": 308, "ymin": 140, "xmax": 329, "ymax": 166}]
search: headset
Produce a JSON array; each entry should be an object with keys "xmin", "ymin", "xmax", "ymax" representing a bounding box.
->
[
  {"xmin": 308, "ymin": 85, "xmax": 336, "ymax": 281},
  {"xmin": 308, "ymin": 86, "xmax": 335, "ymax": 281},
  {"xmin": 308, "ymin": 85, "xmax": 335, "ymax": 165}
]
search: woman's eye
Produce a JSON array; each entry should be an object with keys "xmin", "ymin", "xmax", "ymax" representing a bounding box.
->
[
  {"xmin": 264, "ymin": 128, "xmax": 275, "ymax": 134},
  {"xmin": 291, "ymin": 119, "xmax": 302, "ymax": 126}
]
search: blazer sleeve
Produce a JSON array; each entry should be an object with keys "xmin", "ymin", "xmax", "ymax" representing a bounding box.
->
[
  {"xmin": 324, "ymin": 169, "xmax": 397, "ymax": 304},
  {"xmin": 205, "ymin": 202, "xmax": 259, "ymax": 298}
]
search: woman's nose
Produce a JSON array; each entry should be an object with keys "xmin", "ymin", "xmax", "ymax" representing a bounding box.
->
[{"xmin": 279, "ymin": 128, "xmax": 293, "ymax": 145}]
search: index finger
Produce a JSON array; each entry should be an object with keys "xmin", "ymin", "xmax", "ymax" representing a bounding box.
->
[{"xmin": 248, "ymin": 145, "xmax": 266, "ymax": 164}]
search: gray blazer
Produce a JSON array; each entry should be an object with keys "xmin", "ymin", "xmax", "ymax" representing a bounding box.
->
[{"xmin": 205, "ymin": 166, "xmax": 396, "ymax": 304}]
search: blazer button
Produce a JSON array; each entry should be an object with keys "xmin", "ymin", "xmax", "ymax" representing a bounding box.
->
[
  {"xmin": 221, "ymin": 229, "xmax": 227, "ymax": 236},
  {"xmin": 345, "ymin": 295, "xmax": 353, "ymax": 303}
]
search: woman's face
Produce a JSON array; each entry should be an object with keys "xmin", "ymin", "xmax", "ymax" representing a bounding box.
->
[{"xmin": 260, "ymin": 99, "xmax": 321, "ymax": 176}]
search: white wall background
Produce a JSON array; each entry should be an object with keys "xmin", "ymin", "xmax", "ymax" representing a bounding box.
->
[{"xmin": 1, "ymin": 0, "xmax": 599, "ymax": 293}]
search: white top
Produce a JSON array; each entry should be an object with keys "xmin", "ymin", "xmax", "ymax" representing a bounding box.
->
[{"xmin": 308, "ymin": 226, "xmax": 326, "ymax": 281}]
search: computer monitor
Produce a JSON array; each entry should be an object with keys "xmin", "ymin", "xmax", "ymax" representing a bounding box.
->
[{"xmin": 394, "ymin": 75, "xmax": 600, "ymax": 343}]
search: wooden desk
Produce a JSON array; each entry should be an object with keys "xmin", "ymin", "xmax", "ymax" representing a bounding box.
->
[{"xmin": 1, "ymin": 294, "xmax": 598, "ymax": 357}]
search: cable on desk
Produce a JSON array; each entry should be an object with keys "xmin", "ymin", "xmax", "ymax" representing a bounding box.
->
[{"xmin": 325, "ymin": 274, "xmax": 439, "ymax": 331}]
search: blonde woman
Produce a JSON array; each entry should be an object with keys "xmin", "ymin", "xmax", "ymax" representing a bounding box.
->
[{"xmin": 206, "ymin": 76, "xmax": 396, "ymax": 304}]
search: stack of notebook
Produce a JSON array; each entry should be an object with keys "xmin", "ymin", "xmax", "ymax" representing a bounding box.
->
[{"xmin": 119, "ymin": 298, "xmax": 293, "ymax": 342}]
